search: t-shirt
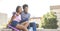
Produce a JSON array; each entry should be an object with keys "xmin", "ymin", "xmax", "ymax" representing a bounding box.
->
[{"xmin": 21, "ymin": 11, "xmax": 30, "ymax": 21}]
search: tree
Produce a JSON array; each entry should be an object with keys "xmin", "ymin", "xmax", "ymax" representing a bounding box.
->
[{"xmin": 41, "ymin": 11, "xmax": 58, "ymax": 29}]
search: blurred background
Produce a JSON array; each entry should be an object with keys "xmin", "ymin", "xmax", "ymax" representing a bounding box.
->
[{"xmin": 0, "ymin": 0, "xmax": 60, "ymax": 30}]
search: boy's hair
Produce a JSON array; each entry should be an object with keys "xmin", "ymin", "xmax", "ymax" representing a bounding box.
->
[
  {"xmin": 16, "ymin": 6, "xmax": 21, "ymax": 12},
  {"xmin": 23, "ymin": 4, "xmax": 28, "ymax": 9}
]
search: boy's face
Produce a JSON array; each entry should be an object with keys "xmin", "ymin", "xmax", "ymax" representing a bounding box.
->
[{"xmin": 24, "ymin": 7, "xmax": 28, "ymax": 13}]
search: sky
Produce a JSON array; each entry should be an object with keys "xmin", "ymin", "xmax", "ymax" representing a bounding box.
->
[{"xmin": 0, "ymin": 0, "xmax": 60, "ymax": 18}]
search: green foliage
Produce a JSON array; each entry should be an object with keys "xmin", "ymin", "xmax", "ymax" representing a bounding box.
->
[{"xmin": 41, "ymin": 11, "xmax": 58, "ymax": 29}]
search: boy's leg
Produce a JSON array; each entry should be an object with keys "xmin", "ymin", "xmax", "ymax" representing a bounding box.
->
[{"xmin": 30, "ymin": 22, "xmax": 37, "ymax": 31}]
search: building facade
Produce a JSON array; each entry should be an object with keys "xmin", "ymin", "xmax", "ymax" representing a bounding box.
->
[{"xmin": 50, "ymin": 5, "xmax": 60, "ymax": 28}]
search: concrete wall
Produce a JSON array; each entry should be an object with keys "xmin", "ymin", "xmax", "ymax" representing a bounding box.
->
[{"xmin": 0, "ymin": 13, "xmax": 7, "ymax": 28}]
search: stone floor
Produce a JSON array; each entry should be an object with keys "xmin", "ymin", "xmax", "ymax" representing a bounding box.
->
[
  {"xmin": 37, "ymin": 29, "xmax": 60, "ymax": 31},
  {"xmin": 1, "ymin": 28, "xmax": 60, "ymax": 31}
]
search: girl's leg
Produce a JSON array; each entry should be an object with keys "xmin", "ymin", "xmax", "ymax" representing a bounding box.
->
[
  {"xmin": 16, "ymin": 24, "xmax": 28, "ymax": 31},
  {"xmin": 21, "ymin": 21, "xmax": 29, "ymax": 28},
  {"xmin": 24, "ymin": 22, "xmax": 29, "ymax": 28}
]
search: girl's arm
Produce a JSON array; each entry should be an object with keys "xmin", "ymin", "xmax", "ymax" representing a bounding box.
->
[{"xmin": 8, "ymin": 13, "xmax": 16, "ymax": 24}]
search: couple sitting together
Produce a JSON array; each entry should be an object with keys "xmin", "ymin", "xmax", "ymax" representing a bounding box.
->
[{"xmin": 9, "ymin": 4, "xmax": 36, "ymax": 31}]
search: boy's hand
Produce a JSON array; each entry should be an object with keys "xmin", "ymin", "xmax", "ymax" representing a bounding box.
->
[{"xmin": 16, "ymin": 13, "xmax": 19, "ymax": 16}]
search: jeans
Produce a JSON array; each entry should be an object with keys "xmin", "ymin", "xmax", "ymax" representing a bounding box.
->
[
  {"xmin": 28, "ymin": 22, "xmax": 36, "ymax": 31},
  {"xmin": 20, "ymin": 19, "xmax": 36, "ymax": 31}
]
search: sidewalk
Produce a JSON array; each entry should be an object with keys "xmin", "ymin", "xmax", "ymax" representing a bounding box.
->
[{"xmin": 37, "ymin": 28, "xmax": 60, "ymax": 31}]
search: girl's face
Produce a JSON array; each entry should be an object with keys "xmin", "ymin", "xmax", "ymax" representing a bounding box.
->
[{"xmin": 18, "ymin": 7, "xmax": 22, "ymax": 14}]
